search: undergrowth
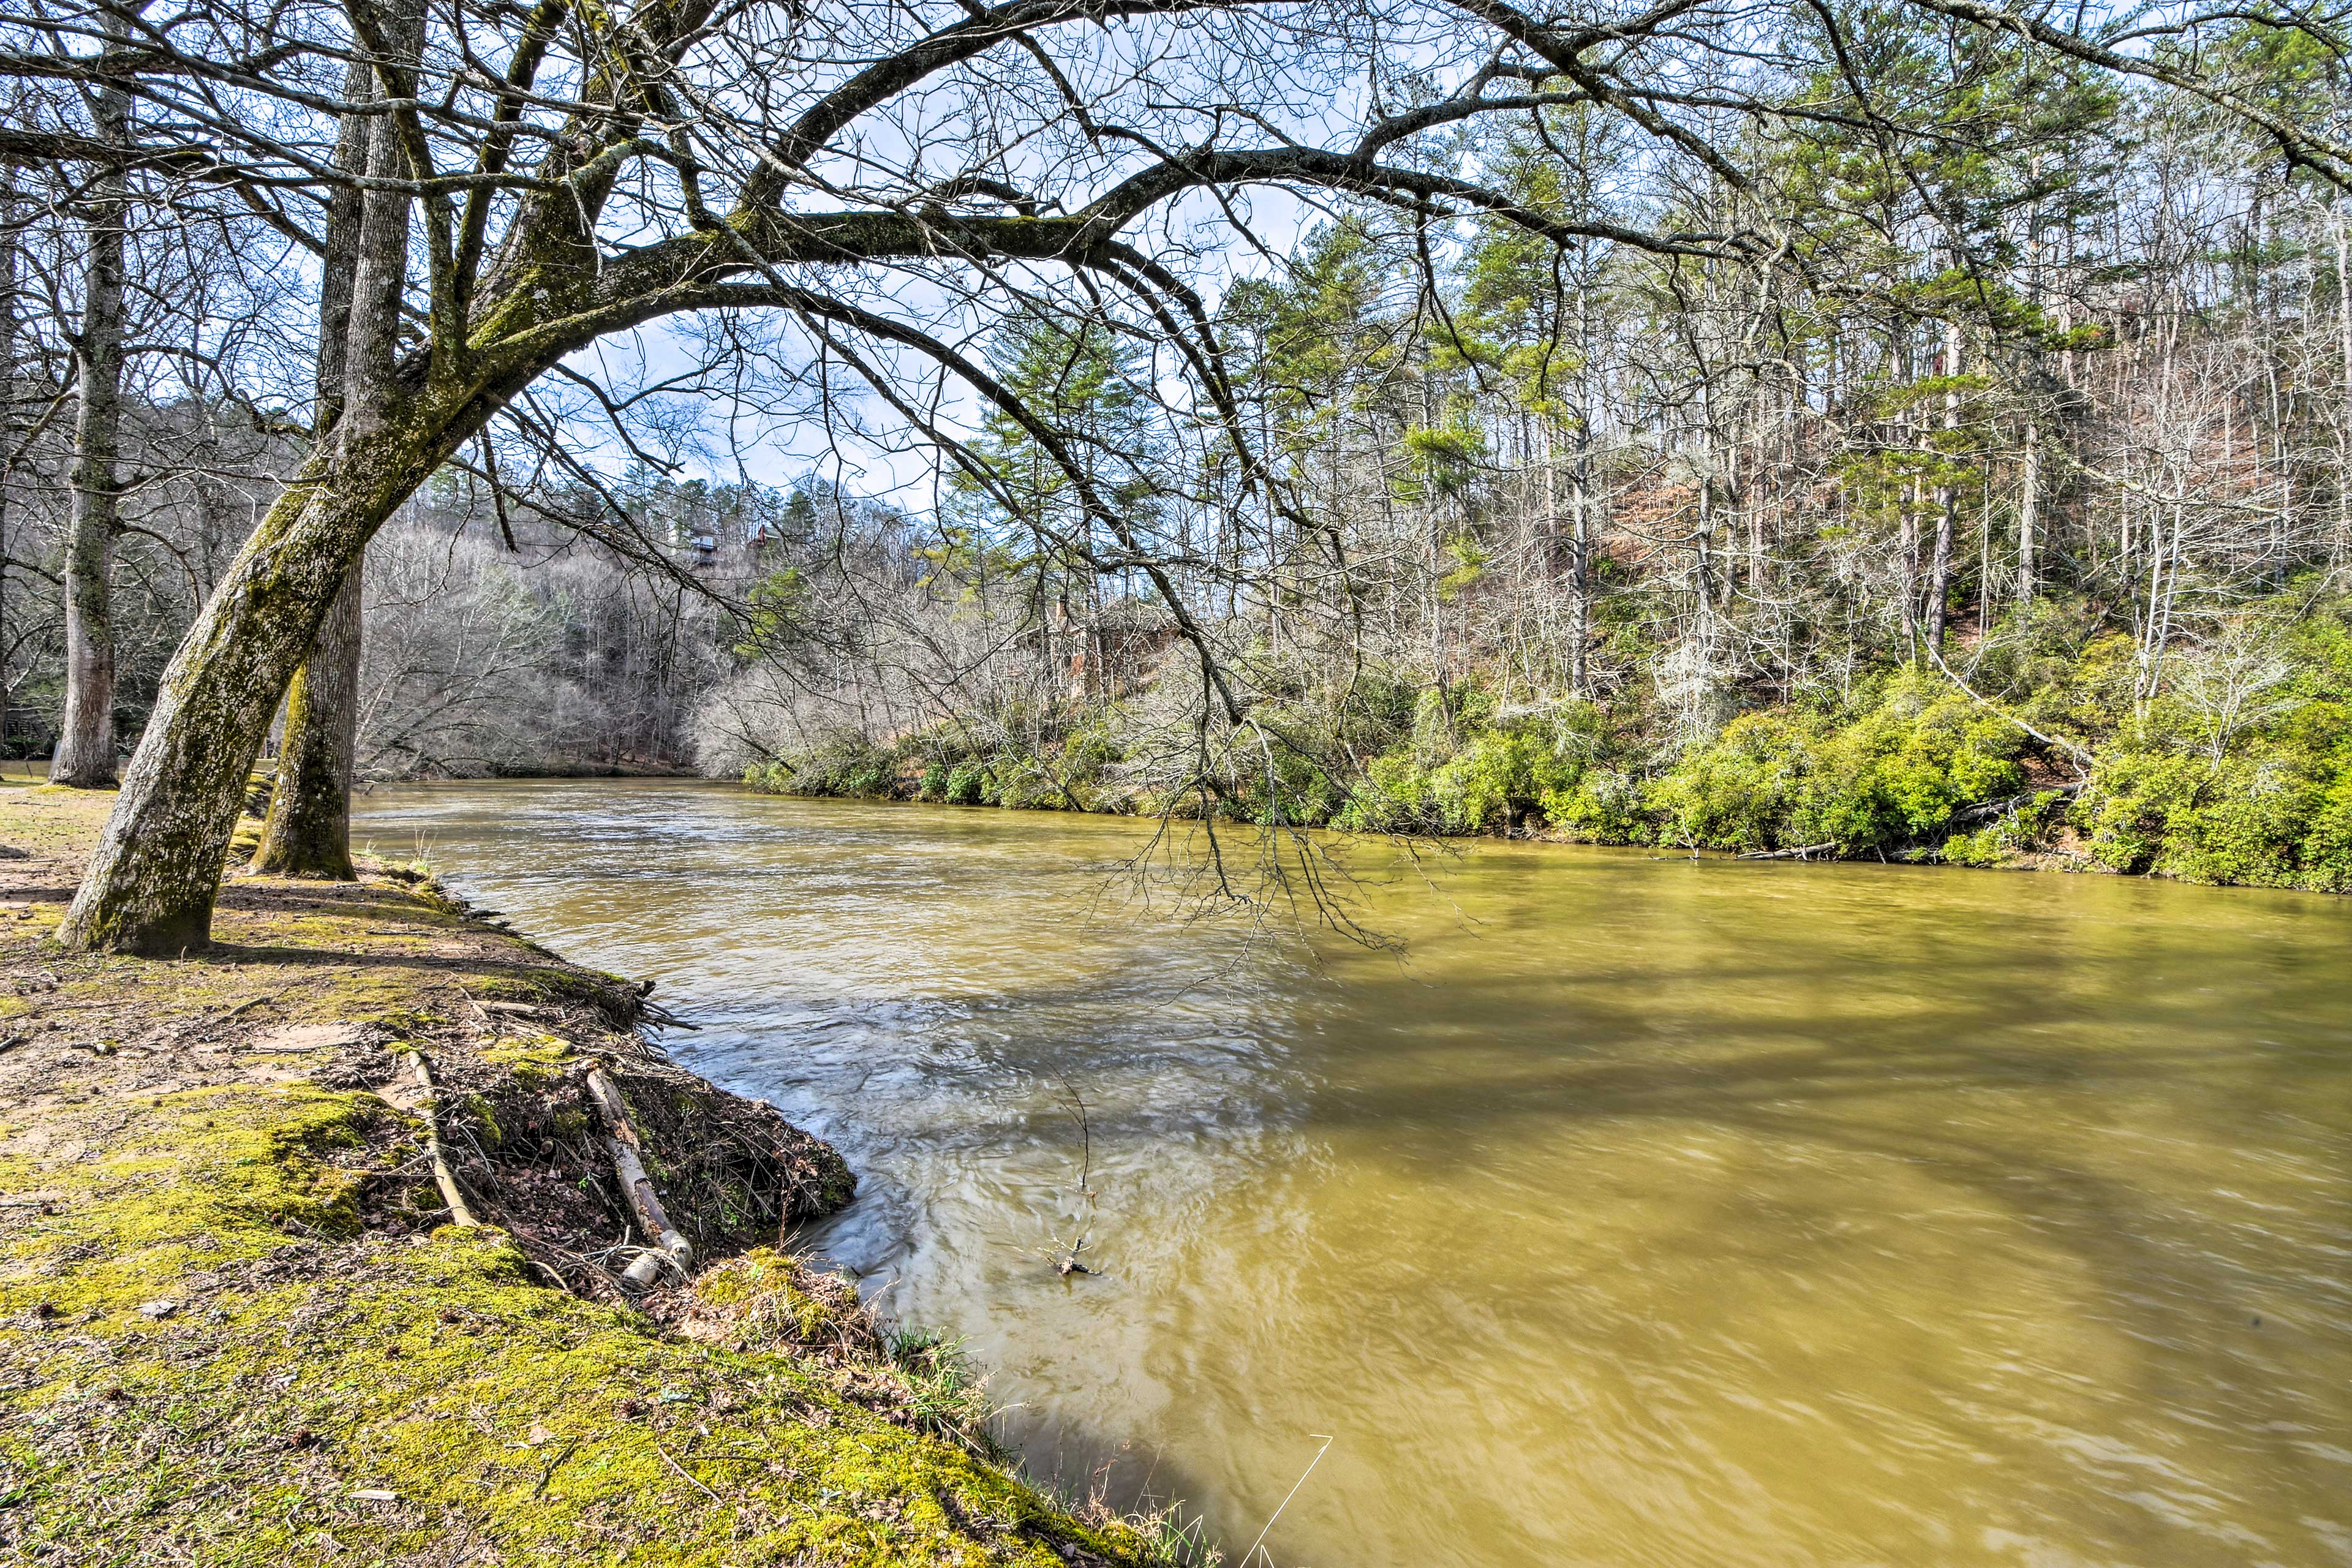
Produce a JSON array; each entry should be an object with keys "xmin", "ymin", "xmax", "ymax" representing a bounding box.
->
[{"xmin": 744, "ymin": 588, "xmax": 2352, "ymax": 892}]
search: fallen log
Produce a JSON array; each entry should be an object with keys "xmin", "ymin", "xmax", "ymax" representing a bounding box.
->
[
  {"xmin": 584, "ymin": 1066, "xmax": 692, "ymax": 1287},
  {"xmin": 406, "ymin": 1050, "xmax": 480, "ymax": 1228},
  {"xmin": 1736, "ymin": 842, "xmax": 1839, "ymax": 861}
]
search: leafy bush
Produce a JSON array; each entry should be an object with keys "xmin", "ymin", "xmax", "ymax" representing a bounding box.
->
[
  {"xmin": 1546, "ymin": 766, "xmax": 1651, "ymax": 842},
  {"xmin": 741, "ymin": 733, "xmax": 899, "ymax": 799},
  {"xmin": 2076, "ymin": 695, "xmax": 2352, "ymax": 890},
  {"xmin": 1646, "ymin": 675, "xmax": 2026, "ymax": 853},
  {"xmin": 1335, "ymin": 692, "xmax": 1596, "ymax": 835},
  {"xmin": 943, "ymin": 758, "xmax": 992, "ymax": 805}
]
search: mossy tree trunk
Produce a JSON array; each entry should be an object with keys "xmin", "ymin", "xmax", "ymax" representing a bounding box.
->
[
  {"xmin": 62, "ymin": 0, "xmax": 463, "ymax": 950},
  {"xmin": 50, "ymin": 32, "xmax": 130, "ymax": 790},
  {"xmin": 252, "ymin": 568, "xmax": 361, "ymax": 878},
  {"xmin": 0, "ymin": 174, "xmax": 26, "ymax": 731},
  {"xmin": 254, "ymin": 52, "xmax": 383, "ymax": 880},
  {"xmin": 58, "ymin": 422, "xmax": 483, "ymax": 954}
]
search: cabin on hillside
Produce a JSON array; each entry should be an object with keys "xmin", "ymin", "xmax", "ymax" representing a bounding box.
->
[{"xmin": 1042, "ymin": 597, "xmax": 1178, "ymax": 700}]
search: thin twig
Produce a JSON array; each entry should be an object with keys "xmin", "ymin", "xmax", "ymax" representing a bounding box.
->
[
  {"xmin": 1053, "ymin": 1072, "xmax": 1094, "ymax": 1204},
  {"xmin": 530, "ymin": 1437, "xmax": 583, "ymax": 1499},
  {"xmin": 1244, "ymin": 1434, "xmax": 1334, "ymax": 1566},
  {"xmin": 654, "ymin": 1442, "xmax": 722, "ymax": 1504}
]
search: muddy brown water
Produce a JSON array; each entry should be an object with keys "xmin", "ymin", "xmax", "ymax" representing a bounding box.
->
[{"xmin": 356, "ymin": 780, "xmax": 2352, "ymax": 1567}]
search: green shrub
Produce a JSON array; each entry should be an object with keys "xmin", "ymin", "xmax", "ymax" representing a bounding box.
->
[
  {"xmin": 1939, "ymin": 790, "xmax": 2068, "ymax": 867},
  {"xmin": 1545, "ymin": 766, "xmax": 1651, "ymax": 842},
  {"xmin": 1646, "ymin": 710, "xmax": 1816, "ymax": 851},
  {"xmin": 731, "ymin": 594, "xmax": 2352, "ymax": 895},
  {"xmin": 1644, "ymin": 676, "xmax": 2026, "ymax": 853},
  {"xmin": 1337, "ymin": 701, "xmax": 1589, "ymax": 835},
  {"xmin": 1223, "ymin": 733, "xmax": 1346, "ymax": 826},
  {"xmin": 2077, "ymin": 691, "xmax": 2352, "ymax": 889},
  {"xmin": 944, "ymin": 759, "xmax": 990, "ymax": 804}
]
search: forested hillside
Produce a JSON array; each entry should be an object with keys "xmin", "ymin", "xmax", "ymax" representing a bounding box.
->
[
  {"xmin": 0, "ymin": 391, "xmax": 764, "ymax": 774},
  {"xmin": 712, "ymin": 25, "xmax": 2352, "ymax": 891}
]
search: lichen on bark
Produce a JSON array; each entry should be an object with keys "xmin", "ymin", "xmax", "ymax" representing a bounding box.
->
[{"xmin": 253, "ymin": 566, "xmax": 363, "ymax": 880}]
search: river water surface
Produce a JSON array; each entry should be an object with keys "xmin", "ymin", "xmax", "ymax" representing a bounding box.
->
[{"xmin": 356, "ymin": 780, "xmax": 2352, "ymax": 1568}]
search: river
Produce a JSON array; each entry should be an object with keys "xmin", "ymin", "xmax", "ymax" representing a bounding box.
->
[{"xmin": 356, "ymin": 779, "xmax": 2352, "ymax": 1568}]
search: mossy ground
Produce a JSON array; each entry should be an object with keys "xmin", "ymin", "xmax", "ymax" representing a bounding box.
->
[{"xmin": 0, "ymin": 784, "xmax": 1155, "ymax": 1566}]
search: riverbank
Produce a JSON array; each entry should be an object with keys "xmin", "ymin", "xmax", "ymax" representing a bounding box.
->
[
  {"xmin": 0, "ymin": 785, "xmax": 1161, "ymax": 1565},
  {"xmin": 743, "ymin": 610, "xmax": 2352, "ymax": 895}
]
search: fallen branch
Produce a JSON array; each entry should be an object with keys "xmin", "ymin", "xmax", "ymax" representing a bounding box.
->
[
  {"xmin": 1736, "ymin": 842, "xmax": 1839, "ymax": 861},
  {"xmin": 639, "ymin": 998, "xmax": 700, "ymax": 1032},
  {"xmin": 584, "ymin": 1066, "xmax": 692, "ymax": 1287},
  {"xmin": 1948, "ymin": 779, "xmax": 2087, "ymax": 824},
  {"xmin": 1925, "ymin": 642, "xmax": 2096, "ymax": 767},
  {"xmin": 406, "ymin": 1050, "xmax": 480, "ymax": 1228}
]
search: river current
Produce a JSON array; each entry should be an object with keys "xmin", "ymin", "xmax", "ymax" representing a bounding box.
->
[{"xmin": 356, "ymin": 779, "xmax": 2352, "ymax": 1567}]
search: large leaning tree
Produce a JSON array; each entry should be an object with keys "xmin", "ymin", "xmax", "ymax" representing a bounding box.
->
[{"xmin": 0, "ymin": 0, "xmax": 2346, "ymax": 952}]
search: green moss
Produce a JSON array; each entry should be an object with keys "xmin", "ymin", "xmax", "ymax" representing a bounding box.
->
[
  {"xmin": 226, "ymin": 813, "xmax": 265, "ymax": 865},
  {"xmin": 480, "ymin": 1032, "xmax": 575, "ymax": 1088},
  {"xmin": 687, "ymin": 1248, "xmax": 867, "ymax": 1344},
  {"xmin": 0, "ymin": 794, "xmax": 1155, "ymax": 1567},
  {"xmin": 2, "ymin": 1071, "xmax": 1146, "ymax": 1566},
  {"xmin": 10, "ymin": 1216, "xmax": 1142, "ymax": 1564},
  {"xmin": 457, "ymin": 1091, "xmax": 504, "ymax": 1148}
]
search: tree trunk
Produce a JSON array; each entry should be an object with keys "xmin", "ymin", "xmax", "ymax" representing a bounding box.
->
[
  {"xmin": 254, "ymin": 53, "xmax": 378, "ymax": 878},
  {"xmin": 1899, "ymin": 477, "xmax": 1919, "ymax": 661},
  {"xmin": 1924, "ymin": 496, "xmax": 1954, "ymax": 652},
  {"xmin": 0, "ymin": 173, "xmax": 21, "ymax": 735},
  {"xmin": 2016, "ymin": 414, "xmax": 2039, "ymax": 600},
  {"xmin": 2335, "ymin": 200, "xmax": 2352, "ymax": 569},
  {"xmin": 58, "ymin": 429, "xmax": 474, "ymax": 954},
  {"xmin": 63, "ymin": 6, "xmax": 476, "ymax": 956},
  {"xmin": 252, "ymin": 567, "xmax": 361, "ymax": 877},
  {"xmin": 50, "ymin": 31, "xmax": 132, "ymax": 788},
  {"xmin": 1924, "ymin": 319, "xmax": 1960, "ymax": 655},
  {"xmin": 1569, "ymin": 424, "xmax": 1592, "ymax": 699},
  {"xmin": 338, "ymin": 0, "xmax": 423, "ymax": 453}
]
